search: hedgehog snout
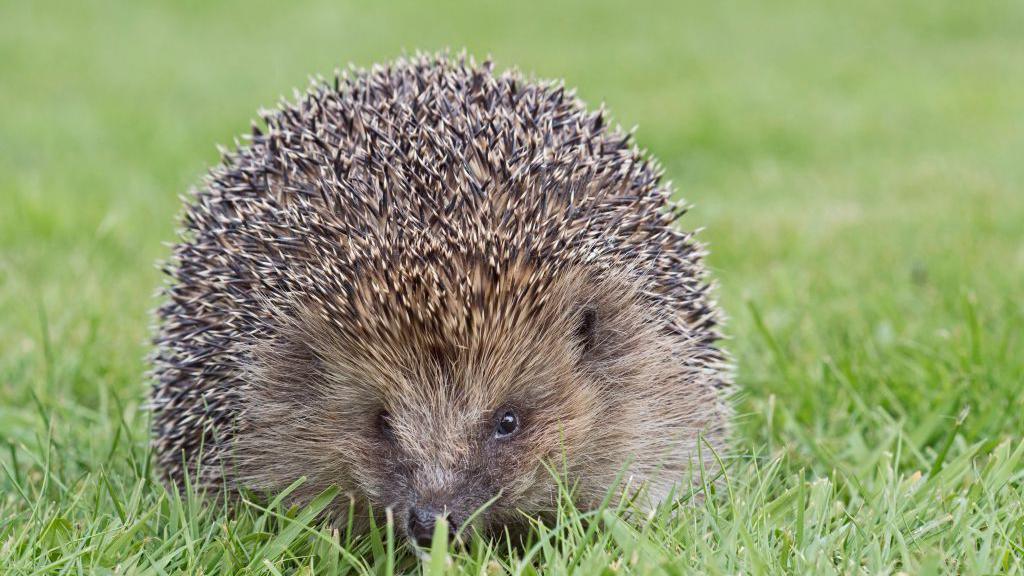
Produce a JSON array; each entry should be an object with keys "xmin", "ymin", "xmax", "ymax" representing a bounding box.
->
[
  {"xmin": 405, "ymin": 504, "xmax": 457, "ymax": 548},
  {"xmin": 396, "ymin": 465, "xmax": 489, "ymax": 546}
]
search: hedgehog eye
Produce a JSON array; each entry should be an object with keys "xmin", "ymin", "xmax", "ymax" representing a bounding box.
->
[
  {"xmin": 494, "ymin": 410, "xmax": 519, "ymax": 439},
  {"xmin": 377, "ymin": 411, "xmax": 395, "ymax": 441}
]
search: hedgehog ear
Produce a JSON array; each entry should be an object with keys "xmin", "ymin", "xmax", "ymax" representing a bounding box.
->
[{"xmin": 573, "ymin": 306, "xmax": 599, "ymax": 356}]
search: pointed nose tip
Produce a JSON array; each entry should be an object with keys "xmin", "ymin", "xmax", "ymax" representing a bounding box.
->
[{"xmin": 407, "ymin": 506, "xmax": 454, "ymax": 548}]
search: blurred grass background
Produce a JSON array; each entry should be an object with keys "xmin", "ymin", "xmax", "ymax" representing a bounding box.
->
[{"xmin": 1, "ymin": 0, "xmax": 1022, "ymax": 573}]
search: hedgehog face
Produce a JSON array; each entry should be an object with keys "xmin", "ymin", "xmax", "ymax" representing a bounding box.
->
[
  {"xmin": 232, "ymin": 265, "xmax": 726, "ymax": 547},
  {"xmin": 363, "ymin": 299, "xmax": 603, "ymax": 546}
]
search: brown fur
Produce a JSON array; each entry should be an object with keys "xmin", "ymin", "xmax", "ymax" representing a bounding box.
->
[{"xmin": 150, "ymin": 53, "xmax": 730, "ymax": 541}]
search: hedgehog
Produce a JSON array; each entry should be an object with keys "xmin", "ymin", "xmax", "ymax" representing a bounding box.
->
[{"xmin": 150, "ymin": 53, "xmax": 730, "ymax": 548}]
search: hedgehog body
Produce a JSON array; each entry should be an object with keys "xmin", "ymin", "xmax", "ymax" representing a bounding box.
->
[{"xmin": 151, "ymin": 54, "xmax": 730, "ymax": 544}]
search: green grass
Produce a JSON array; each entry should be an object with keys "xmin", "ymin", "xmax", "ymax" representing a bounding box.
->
[{"xmin": 2, "ymin": 0, "xmax": 1023, "ymax": 573}]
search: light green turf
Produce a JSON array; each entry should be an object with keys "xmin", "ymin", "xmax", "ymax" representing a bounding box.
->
[{"xmin": 1, "ymin": 0, "xmax": 1022, "ymax": 573}]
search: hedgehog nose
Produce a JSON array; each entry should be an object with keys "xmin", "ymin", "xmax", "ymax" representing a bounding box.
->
[{"xmin": 407, "ymin": 505, "xmax": 453, "ymax": 548}]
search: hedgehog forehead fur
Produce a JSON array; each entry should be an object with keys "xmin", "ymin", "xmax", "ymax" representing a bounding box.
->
[{"xmin": 151, "ymin": 52, "xmax": 730, "ymax": 540}]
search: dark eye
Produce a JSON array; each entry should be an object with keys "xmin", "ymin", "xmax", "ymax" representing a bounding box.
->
[
  {"xmin": 494, "ymin": 410, "xmax": 519, "ymax": 438},
  {"xmin": 377, "ymin": 411, "xmax": 394, "ymax": 441}
]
